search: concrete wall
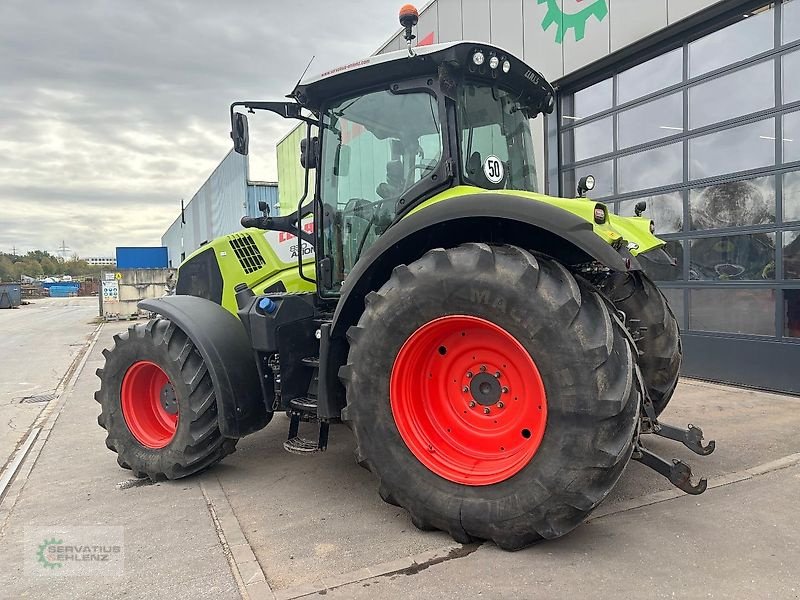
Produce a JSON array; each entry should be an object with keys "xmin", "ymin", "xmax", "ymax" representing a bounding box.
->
[{"xmin": 99, "ymin": 268, "xmax": 176, "ymax": 319}]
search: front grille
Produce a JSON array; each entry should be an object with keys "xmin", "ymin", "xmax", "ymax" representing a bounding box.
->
[{"xmin": 229, "ymin": 233, "xmax": 265, "ymax": 274}]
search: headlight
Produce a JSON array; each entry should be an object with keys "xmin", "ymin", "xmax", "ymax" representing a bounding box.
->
[
  {"xmin": 650, "ymin": 221, "xmax": 656, "ymax": 234},
  {"xmin": 473, "ymin": 51, "xmax": 485, "ymax": 66},
  {"xmin": 489, "ymin": 56, "xmax": 499, "ymax": 70},
  {"xmin": 502, "ymin": 60, "xmax": 511, "ymax": 73},
  {"xmin": 584, "ymin": 175, "xmax": 596, "ymax": 190}
]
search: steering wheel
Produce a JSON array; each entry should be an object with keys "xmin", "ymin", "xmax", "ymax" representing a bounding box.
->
[
  {"xmin": 714, "ymin": 263, "xmax": 745, "ymax": 279},
  {"xmin": 342, "ymin": 197, "xmax": 375, "ymax": 221}
]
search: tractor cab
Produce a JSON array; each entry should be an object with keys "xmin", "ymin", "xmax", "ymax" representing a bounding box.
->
[{"xmin": 231, "ymin": 40, "xmax": 557, "ymax": 294}]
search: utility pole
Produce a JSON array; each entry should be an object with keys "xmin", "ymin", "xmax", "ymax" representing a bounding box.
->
[{"xmin": 57, "ymin": 240, "xmax": 70, "ymax": 261}]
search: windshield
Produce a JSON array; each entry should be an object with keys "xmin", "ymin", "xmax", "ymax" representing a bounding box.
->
[
  {"xmin": 458, "ymin": 83, "xmax": 538, "ymax": 192},
  {"xmin": 319, "ymin": 89, "xmax": 443, "ymax": 292}
]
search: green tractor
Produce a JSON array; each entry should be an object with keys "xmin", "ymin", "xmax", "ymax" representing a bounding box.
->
[{"xmin": 96, "ymin": 6, "xmax": 714, "ymax": 550}]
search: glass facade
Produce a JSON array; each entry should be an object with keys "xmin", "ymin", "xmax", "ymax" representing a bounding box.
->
[{"xmin": 559, "ymin": 1, "xmax": 800, "ymax": 344}]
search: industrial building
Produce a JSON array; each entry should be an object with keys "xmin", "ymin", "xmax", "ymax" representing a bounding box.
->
[
  {"xmin": 270, "ymin": 0, "xmax": 799, "ymax": 394},
  {"xmin": 85, "ymin": 257, "xmax": 116, "ymax": 266},
  {"xmin": 161, "ymin": 150, "xmax": 278, "ymax": 267}
]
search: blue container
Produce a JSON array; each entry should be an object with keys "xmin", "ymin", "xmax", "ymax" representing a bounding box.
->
[
  {"xmin": 116, "ymin": 247, "xmax": 169, "ymax": 269},
  {"xmin": 47, "ymin": 284, "xmax": 80, "ymax": 298},
  {"xmin": 0, "ymin": 283, "xmax": 21, "ymax": 308}
]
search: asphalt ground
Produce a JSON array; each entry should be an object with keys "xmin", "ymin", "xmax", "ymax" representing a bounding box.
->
[
  {"xmin": 0, "ymin": 303, "xmax": 798, "ymax": 599},
  {"xmin": 0, "ymin": 297, "xmax": 98, "ymax": 478}
]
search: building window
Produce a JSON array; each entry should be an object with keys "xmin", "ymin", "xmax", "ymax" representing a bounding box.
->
[
  {"xmin": 558, "ymin": 1, "xmax": 800, "ymax": 340},
  {"xmin": 785, "ymin": 289, "xmax": 800, "ymax": 336},
  {"xmin": 617, "ymin": 48, "xmax": 683, "ymax": 105},
  {"xmin": 687, "ymin": 5, "xmax": 774, "ymax": 78}
]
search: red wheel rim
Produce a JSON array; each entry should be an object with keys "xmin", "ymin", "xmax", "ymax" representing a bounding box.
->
[
  {"xmin": 390, "ymin": 315, "xmax": 547, "ymax": 486},
  {"xmin": 121, "ymin": 361, "xmax": 178, "ymax": 449}
]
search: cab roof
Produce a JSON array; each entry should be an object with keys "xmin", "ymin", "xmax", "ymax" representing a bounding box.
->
[{"xmin": 291, "ymin": 41, "xmax": 555, "ymax": 117}]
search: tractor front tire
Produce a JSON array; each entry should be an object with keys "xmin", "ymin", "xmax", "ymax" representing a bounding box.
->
[
  {"xmin": 96, "ymin": 319, "xmax": 238, "ymax": 480},
  {"xmin": 602, "ymin": 271, "xmax": 681, "ymax": 416},
  {"xmin": 340, "ymin": 244, "xmax": 640, "ymax": 550}
]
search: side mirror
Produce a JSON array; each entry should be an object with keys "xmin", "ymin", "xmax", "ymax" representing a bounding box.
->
[
  {"xmin": 300, "ymin": 136, "xmax": 319, "ymax": 169},
  {"xmin": 231, "ymin": 112, "xmax": 249, "ymax": 156},
  {"xmin": 334, "ymin": 144, "xmax": 351, "ymax": 177},
  {"xmin": 258, "ymin": 201, "xmax": 270, "ymax": 216},
  {"xmin": 577, "ymin": 174, "xmax": 596, "ymax": 198}
]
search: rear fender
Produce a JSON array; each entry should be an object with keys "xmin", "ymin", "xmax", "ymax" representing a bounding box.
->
[
  {"xmin": 139, "ymin": 296, "xmax": 269, "ymax": 438},
  {"xmin": 330, "ymin": 193, "xmax": 639, "ymax": 340}
]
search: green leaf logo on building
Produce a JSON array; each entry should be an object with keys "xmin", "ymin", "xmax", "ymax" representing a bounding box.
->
[
  {"xmin": 37, "ymin": 538, "xmax": 64, "ymax": 569},
  {"xmin": 538, "ymin": 0, "xmax": 609, "ymax": 44}
]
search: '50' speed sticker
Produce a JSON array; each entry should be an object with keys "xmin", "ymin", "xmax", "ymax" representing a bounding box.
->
[{"xmin": 483, "ymin": 155, "xmax": 504, "ymax": 184}]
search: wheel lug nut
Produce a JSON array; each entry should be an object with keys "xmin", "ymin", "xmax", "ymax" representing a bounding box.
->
[
  {"xmin": 480, "ymin": 365, "xmax": 486, "ymax": 372},
  {"xmin": 497, "ymin": 401, "xmax": 504, "ymax": 408},
  {"xmin": 502, "ymin": 386, "xmax": 509, "ymax": 394},
  {"xmin": 483, "ymin": 407, "xmax": 491, "ymax": 415},
  {"xmin": 462, "ymin": 386, "xmax": 469, "ymax": 393},
  {"xmin": 466, "ymin": 371, "xmax": 473, "ymax": 379},
  {"xmin": 494, "ymin": 371, "xmax": 501, "ymax": 378},
  {"xmin": 469, "ymin": 401, "xmax": 476, "ymax": 408}
]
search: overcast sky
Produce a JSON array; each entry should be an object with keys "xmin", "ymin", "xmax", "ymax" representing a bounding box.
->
[{"xmin": 0, "ymin": 0, "xmax": 402, "ymax": 258}]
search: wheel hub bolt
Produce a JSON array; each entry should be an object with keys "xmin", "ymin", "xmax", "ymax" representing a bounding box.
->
[
  {"xmin": 466, "ymin": 371, "xmax": 473, "ymax": 379},
  {"xmin": 502, "ymin": 386, "xmax": 509, "ymax": 394},
  {"xmin": 469, "ymin": 401, "xmax": 476, "ymax": 408},
  {"xmin": 497, "ymin": 401, "xmax": 504, "ymax": 408},
  {"xmin": 480, "ymin": 365, "xmax": 487, "ymax": 372},
  {"xmin": 462, "ymin": 386, "xmax": 469, "ymax": 393},
  {"xmin": 483, "ymin": 407, "xmax": 491, "ymax": 415},
  {"xmin": 494, "ymin": 371, "xmax": 501, "ymax": 378}
]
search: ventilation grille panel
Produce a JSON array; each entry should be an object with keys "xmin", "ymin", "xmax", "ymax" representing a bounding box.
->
[{"xmin": 229, "ymin": 234, "xmax": 266, "ymax": 274}]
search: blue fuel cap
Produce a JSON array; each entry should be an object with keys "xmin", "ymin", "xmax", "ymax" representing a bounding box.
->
[{"xmin": 258, "ymin": 297, "xmax": 278, "ymax": 314}]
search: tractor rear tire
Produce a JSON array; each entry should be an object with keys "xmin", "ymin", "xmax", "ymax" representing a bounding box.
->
[
  {"xmin": 95, "ymin": 319, "xmax": 238, "ymax": 480},
  {"xmin": 602, "ymin": 271, "xmax": 681, "ymax": 417},
  {"xmin": 340, "ymin": 244, "xmax": 640, "ymax": 550}
]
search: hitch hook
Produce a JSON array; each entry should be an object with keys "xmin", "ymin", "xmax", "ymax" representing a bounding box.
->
[
  {"xmin": 634, "ymin": 443, "xmax": 708, "ymax": 495},
  {"xmin": 654, "ymin": 422, "xmax": 715, "ymax": 456}
]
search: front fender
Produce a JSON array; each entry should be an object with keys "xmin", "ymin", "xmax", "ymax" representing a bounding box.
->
[
  {"xmin": 139, "ymin": 295, "xmax": 269, "ymax": 438},
  {"xmin": 330, "ymin": 193, "xmax": 639, "ymax": 340}
]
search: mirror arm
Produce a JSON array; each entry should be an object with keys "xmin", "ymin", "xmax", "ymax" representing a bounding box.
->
[
  {"xmin": 241, "ymin": 212, "xmax": 314, "ymax": 245},
  {"xmin": 229, "ymin": 101, "xmax": 318, "ymax": 125}
]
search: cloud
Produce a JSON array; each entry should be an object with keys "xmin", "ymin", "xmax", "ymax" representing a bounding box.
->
[{"xmin": 0, "ymin": 0, "xmax": 402, "ymax": 257}]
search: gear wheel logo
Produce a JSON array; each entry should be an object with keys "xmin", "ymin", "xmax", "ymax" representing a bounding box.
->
[
  {"xmin": 37, "ymin": 538, "xmax": 63, "ymax": 569},
  {"xmin": 537, "ymin": 0, "xmax": 609, "ymax": 44}
]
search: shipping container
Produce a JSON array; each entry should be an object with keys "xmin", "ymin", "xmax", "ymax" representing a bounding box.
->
[
  {"xmin": 48, "ymin": 285, "xmax": 80, "ymax": 298},
  {"xmin": 116, "ymin": 247, "xmax": 169, "ymax": 269}
]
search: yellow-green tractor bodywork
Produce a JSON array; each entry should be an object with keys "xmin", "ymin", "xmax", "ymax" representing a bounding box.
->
[
  {"xmin": 178, "ymin": 187, "xmax": 665, "ymax": 316},
  {"xmin": 408, "ymin": 186, "xmax": 662, "ymax": 256}
]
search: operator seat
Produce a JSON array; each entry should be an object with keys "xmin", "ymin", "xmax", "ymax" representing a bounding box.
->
[{"xmin": 376, "ymin": 159, "xmax": 407, "ymax": 200}]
